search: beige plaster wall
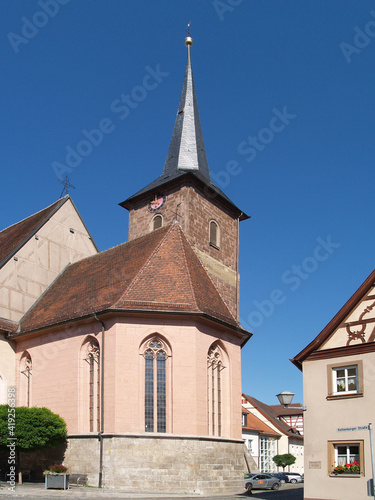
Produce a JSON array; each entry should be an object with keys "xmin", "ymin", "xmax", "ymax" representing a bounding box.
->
[
  {"xmin": 0, "ymin": 199, "xmax": 97, "ymax": 322},
  {"xmin": 303, "ymin": 353, "xmax": 375, "ymax": 500},
  {"xmin": 242, "ymin": 401, "xmax": 304, "ymax": 474},
  {"xmin": 0, "ymin": 334, "xmax": 15, "ymax": 404}
]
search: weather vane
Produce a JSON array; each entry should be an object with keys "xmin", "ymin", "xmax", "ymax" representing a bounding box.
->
[{"xmin": 58, "ymin": 175, "xmax": 76, "ymax": 198}]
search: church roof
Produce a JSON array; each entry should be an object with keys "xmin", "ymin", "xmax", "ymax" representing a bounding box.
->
[
  {"xmin": 120, "ymin": 38, "xmax": 249, "ymax": 221},
  {"xmin": 0, "ymin": 196, "xmax": 68, "ymax": 269},
  {"xmin": 15, "ymin": 223, "xmax": 250, "ymax": 343},
  {"xmin": 0, "ymin": 317, "xmax": 18, "ymax": 334}
]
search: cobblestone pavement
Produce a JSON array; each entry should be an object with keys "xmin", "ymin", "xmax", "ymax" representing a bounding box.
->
[{"xmin": 0, "ymin": 482, "xmax": 303, "ymax": 500}]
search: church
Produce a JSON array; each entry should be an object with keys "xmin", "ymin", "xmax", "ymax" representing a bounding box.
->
[{"xmin": 0, "ymin": 35, "xmax": 251, "ymax": 495}]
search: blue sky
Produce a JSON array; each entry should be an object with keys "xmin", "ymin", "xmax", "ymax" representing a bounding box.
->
[{"xmin": 1, "ymin": 1, "xmax": 374, "ymax": 405}]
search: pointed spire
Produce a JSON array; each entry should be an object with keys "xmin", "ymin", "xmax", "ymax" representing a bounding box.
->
[{"xmin": 162, "ymin": 35, "xmax": 211, "ymax": 181}]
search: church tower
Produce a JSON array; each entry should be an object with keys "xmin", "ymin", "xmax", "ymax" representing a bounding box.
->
[{"xmin": 120, "ymin": 36, "xmax": 249, "ymax": 320}]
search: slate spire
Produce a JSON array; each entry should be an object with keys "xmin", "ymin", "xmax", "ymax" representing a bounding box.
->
[{"xmin": 162, "ymin": 36, "xmax": 211, "ymax": 181}]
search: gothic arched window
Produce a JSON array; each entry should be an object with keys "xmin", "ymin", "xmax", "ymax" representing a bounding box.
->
[
  {"xmin": 80, "ymin": 337, "xmax": 100, "ymax": 432},
  {"xmin": 209, "ymin": 220, "xmax": 220, "ymax": 248},
  {"xmin": 207, "ymin": 343, "xmax": 225, "ymax": 436},
  {"xmin": 20, "ymin": 352, "xmax": 32, "ymax": 407},
  {"xmin": 0, "ymin": 373, "xmax": 7, "ymax": 405},
  {"xmin": 142, "ymin": 337, "xmax": 169, "ymax": 433}
]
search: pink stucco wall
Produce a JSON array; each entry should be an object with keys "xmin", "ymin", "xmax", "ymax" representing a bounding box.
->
[{"xmin": 14, "ymin": 314, "xmax": 243, "ymax": 440}]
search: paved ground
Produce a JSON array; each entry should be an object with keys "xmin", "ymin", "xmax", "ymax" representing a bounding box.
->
[{"xmin": 0, "ymin": 482, "xmax": 303, "ymax": 499}]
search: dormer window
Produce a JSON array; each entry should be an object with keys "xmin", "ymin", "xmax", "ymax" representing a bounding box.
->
[
  {"xmin": 152, "ymin": 215, "xmax": 163, "ymax": 231},
  {"xmin": 209, "ymin": 220, "xmax": 220, "ymax": 249}
]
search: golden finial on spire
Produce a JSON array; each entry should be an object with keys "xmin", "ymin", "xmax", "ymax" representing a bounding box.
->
[{"xmin": 185, "ymin": 21, "xmax": 193, "ymax": 46}]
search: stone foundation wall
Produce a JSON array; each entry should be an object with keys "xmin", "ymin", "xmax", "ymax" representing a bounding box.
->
[{"xmin": 65, "ymin": 434, "xmax": 245, "ymax": 495}]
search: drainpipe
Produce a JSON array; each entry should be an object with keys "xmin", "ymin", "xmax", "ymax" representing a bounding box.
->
[{"xmin": 93, "ymin": 314, "xmax": 105, "ymax": 488}]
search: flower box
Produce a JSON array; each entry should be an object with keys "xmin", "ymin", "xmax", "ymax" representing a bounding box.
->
[
  {"xmin": 44, "ymin": 464, "xmax": 69, "ymax": 490},
  {"xmin": 45, "ymin": 473, "xmax": 69, "ymax": 490}
]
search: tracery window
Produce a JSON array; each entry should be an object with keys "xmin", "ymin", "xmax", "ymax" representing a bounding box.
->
[
  {"xmin": 207, "ymin": 343, "xmax": 225, "ymax": 436},
  {"xmin": 81, "ymin": 338, "xmax": 100, "ymax": 432},
  {"xmin": 20, "ymin": 352, "xmax": 32, "ymax": 407},
  {"xmin": 143, "ymin": 338, "xmax": 168, "ymax": 433}
]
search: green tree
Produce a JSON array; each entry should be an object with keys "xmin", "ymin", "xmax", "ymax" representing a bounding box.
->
[
  {"xmin": 0, "ymin": 405, "xmax": 67, "ymax": 473},
  {"xmin": 272, "ymin": 453, "xmax": 296, "ymax": 470}
]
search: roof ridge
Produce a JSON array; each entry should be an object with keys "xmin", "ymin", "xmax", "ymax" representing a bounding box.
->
[
  {"xmin": 0, "ymin": 196, "xmax": 69, "ymax": 234},
  {"xmin": 0, "ymin": 196, "xmax": 70, "ymax": 270},
  {"xmin": 112, "ymin": 223, "xmax": 177, "ymax": 307},
  {"xmin": 56, "ymin": 224, "xmax": 170, "ymax": 271},
  {"xmin": 175, "ymin": 225, "xmax": 199, "ymax": 311},
  {"xmin": 243, "ymin": 394, "xmax": 301, "ymax": 438},
  {"xmin": 179, "ymin": 231, "xmax": 237, "ymax": 325}
]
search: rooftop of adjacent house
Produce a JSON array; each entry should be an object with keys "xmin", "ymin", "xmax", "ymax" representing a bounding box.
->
[
  {"xmin": 0, "ymin": 197, "xmax": 67, "ymax": 269},
  {"xmin": 242, "ymin": 407, "xmax": 281, "ymax": 437},
  {"xmin": 10, "ymin": 223, "xmax": 250, "ymax": 343},
  {"xmin": 269, "ymin": 404, "xmax": 304, "ymax": 417},
  {"xmin": 242, "ymin": 394, "xmax": 303, "ymax": 439},
  {"xmin": 291, "ymin": 268, "xmax": 375, "ymax": 370},
  {"xmin": 0, "ymin": 195, "xmax": 97, "ymax": 270}
]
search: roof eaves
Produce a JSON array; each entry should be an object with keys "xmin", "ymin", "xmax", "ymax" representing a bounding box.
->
[
  {"xmin": 243, "ymin": 394, "xmax": 296, "ymax": 437},
  {"xmin": 119, "ymin": 171, "xmax": 250, "ymax": 221},
  {"xmin": 14, "ymin": 307, "xmax": 251, "ymax": 339},
  {"xmin": 290, "ymin": 268, "xmax": 375, "ymax": 370}
]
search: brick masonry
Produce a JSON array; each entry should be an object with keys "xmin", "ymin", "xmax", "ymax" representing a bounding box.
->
[{"xmin": 127, "ymin": 179, "xmax": 241, "ymax": 319}]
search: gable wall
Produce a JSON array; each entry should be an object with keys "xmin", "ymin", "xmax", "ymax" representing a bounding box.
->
[
  {"xmin": 322, "ymin": 290, "xmax": 375, "ymax": 350},
  {"xmin": 303, "ymin": 352, "xmax": 375, "ymax": 500},
  {"xmin": 0, "ymin": 199, "xmax": 97, "ymax": 322},
  {"xmin": 0, "ymin": 335, "xmax": 15, "ymax": 403}
]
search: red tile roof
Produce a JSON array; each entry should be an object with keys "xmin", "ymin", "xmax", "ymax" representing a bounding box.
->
[
  {"xmin": 242, "ymin": 408, "xmax": 281, "ymax": 437},
  {"xmin": 17, "ymin": 224, "xmax": 250, "ymax": 340},
  {"xmin": 269, "ymin": 404, "xmax": 304, "ymax": 417},
  {"xmin": 0, "ymin": 317, "xmax": 18, "ymax": 333},
  {"xmin": 242, "ymin": 394, "xmax": 303, "ymax": 440},
  {"xmin": 0, "ymin": 197, "xmax": 69, "ymax": 269}
]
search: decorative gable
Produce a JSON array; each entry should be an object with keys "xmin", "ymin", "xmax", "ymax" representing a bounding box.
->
[
  {"xmin": 322, "ymin": 287, "xmax": 375, "ymax": 350},
  {"xmin": 291, "ymin": 269, "xmax": 375, "ymax": 370}
]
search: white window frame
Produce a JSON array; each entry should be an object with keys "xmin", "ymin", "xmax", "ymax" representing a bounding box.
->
[
  {"xmin": 335, "ymin": 444, "xmax": 360, "ymax": 467},
  {"xmin": 332, "ymin": 365, "xmax": 358, "ymax": 395}
]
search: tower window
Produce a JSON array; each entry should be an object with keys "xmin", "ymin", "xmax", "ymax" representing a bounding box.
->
[
  {"xmin": 152, "ymin": 214, "xmax": 163, "ymax": 231},
  {"xmin": 209, "ymin": 220, "xmax": 220, "ymax": 248}
]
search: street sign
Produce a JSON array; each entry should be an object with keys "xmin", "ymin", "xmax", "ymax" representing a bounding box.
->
[{"xmin": 337, "ymin": 425, "xmax": 369, "ymax": 432}]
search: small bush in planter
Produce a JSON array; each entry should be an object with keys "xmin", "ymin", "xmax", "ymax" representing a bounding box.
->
[{"xmin": 45, "ymin": 464, "xmax": 68, "ymax": 474}]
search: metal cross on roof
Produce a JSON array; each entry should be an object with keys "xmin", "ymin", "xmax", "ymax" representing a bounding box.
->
[{"xmin": 58, "ymin": 176, "xmax": 76, "ymax": 198}]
